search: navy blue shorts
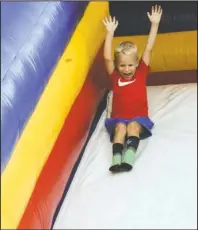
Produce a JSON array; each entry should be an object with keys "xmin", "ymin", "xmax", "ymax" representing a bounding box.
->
[{"xmin": 105, "ymin": 116, "xmax": 154, "ymax": 142}]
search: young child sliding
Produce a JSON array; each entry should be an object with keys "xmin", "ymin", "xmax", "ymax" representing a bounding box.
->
[{"xmin": 103, "ymin": 5, "xmax": 163, "ymax": 172}]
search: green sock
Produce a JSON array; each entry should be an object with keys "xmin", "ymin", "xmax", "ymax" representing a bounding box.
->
[
  {"xmin": 122, "ymin": 147, "xmax": 136, "ymax": 166},
  {"xmin": 111, "ymin": 153, "xmax": 122, "ymax": 166}
]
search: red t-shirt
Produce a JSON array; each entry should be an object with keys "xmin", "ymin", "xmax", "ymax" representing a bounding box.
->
[{"xmin": 110, "ymin": 59, "xmax": 150, "ymax": 119}]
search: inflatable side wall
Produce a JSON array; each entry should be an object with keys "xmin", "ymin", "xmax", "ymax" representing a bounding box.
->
[{"xmin": 1, "ymin": 2, "xmax": 109, "ymax": 229}]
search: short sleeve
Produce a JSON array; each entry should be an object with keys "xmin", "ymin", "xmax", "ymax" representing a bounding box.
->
[
  {"xmin": 137, "ymin": 58, "xmax": 150, "ymax": 79},
  {"xmin": 109, "ymin": 68, "xmax": 119, "ymax": 82},
  {"xmin": 138, "ymin": 58, "xmax": 150, "ymax": 73}
]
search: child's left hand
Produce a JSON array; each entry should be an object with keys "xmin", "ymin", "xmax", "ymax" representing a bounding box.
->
[{"xmin": 147, "ymin": 5, "xmax": 163, "ymax": 24}]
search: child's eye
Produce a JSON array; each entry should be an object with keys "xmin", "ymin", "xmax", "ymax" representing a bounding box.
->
[{"xmin": 129, "ymin": 64, "xmax": 133, "ymax": 67}]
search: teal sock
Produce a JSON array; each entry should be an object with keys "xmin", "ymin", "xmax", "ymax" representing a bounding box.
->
[
  {"xmin": 111, "ymin": 153, "xmax": 122, "ymax": 166},
  {"xmin": 122, "ymin": 147, "xmax": 136, "ymax": 166}
]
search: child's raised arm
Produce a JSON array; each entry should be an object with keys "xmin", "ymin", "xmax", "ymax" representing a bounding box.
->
[
  {"xmin": 102, "ymin": 16, "xmax": 118, "ymax": 75},
  {"xmin": 142, "ymin": 5, "xmax": 163, "ymax": 66}
]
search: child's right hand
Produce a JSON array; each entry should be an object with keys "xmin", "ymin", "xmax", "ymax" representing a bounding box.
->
[{"xmin": 103, "ymin": 16, "xmax": 118, "ymax": 35}]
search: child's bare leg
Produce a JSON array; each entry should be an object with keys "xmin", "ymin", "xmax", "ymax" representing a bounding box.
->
[
  {"xmin": 109, "ymin": 123, "xmax": 127, "ymax": 172},
  {"xmin": 113, "ymin": 122, "xmax": 127, "ymax": 143},
  {"xmin": 122, "ymin": 121, "xmax": 142, "ymax": 171}
]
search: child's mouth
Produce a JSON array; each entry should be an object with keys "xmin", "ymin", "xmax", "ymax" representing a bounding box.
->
[{"xmin": 123, "ymin": 73, "xmax": 133, "ymax": 78}]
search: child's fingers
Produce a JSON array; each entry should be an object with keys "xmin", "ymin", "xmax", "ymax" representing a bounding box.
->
[
  {"xmin": 157, "ymin": 5, "xmax": 161, "ymax": 13},
  {"xmin": 147, "ymin": 12, "xmax": 151, "ymax": 19},
  {"xmin": 103, "ymin": 17, "xmax": 107, "ymax": 23},
  {"xmin": 113, "ymin": 16, "xmax": 116, "ymax": 24},
  {"xmin": 115, "ymin": 20, "xmax": 119, "ymax": 27},
  {"xmin": 102, "ymin": 19, "xmax": 107, "ymax": 26},
  {"xmin": 155, "ymin": 4, "xmax": 158, "ymax": 13},
  {"xmin": 114, "ymin": 20, "xmax": 118, "ymax": 29},
  {"xmin": 103, "ymin": 15, "xmax": 119, "ymax": 28},
  {"xmin": 151, "ymin": 6, "xmax": 154, "ymax": 14},
  {"xmin": 102, "ymin": 18, "xmax": 107, "ymax": 25}
]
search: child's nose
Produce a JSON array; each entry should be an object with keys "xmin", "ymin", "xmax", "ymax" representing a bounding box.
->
[{"xmin": 125, "ymin": 66, "xmax": 129, "ymax": 71}]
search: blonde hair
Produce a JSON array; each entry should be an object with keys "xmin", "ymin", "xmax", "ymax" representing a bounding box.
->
[{"xmin": 114, "ymin": 41, "xmax": 139, "ymax": 64}]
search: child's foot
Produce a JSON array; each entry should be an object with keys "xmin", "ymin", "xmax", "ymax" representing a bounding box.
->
[
  {"xmin": 109, "ymin": 154, "xmax": 122, "ymax": 172},
  {"xmin": 120, "ymin": 162, "xmax": 133, "ymax": 171},
  {"xmin": 121, "ymin": 148, "xmax": 136, "ymax": 172},
  {"xmin": 109, "ymin": 164, "xmax": 121, "ymax": 172}
]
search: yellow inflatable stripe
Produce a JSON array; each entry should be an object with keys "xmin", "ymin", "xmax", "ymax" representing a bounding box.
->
[
  {"xmin": 113, "ymin": 31, "xmax": 197, "ymax": 72},
  {"xmin": 1, "ymin": 2, "xmax": 109, "ymax": 229}
]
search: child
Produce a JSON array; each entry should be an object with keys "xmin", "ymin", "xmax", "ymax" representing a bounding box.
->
[{"xmin": 103, "ymin": 5, "xmax": 163, "ymax": 172}]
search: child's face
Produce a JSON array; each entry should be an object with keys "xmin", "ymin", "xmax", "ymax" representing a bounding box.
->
[{"xmin": 116, "ymin": 54, "xmax": 137, "ymax": 79}]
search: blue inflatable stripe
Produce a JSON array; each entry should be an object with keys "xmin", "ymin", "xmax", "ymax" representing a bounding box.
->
[{"xmin": 1, "ymin": 1, "xmax": 88, "ymax": 173}]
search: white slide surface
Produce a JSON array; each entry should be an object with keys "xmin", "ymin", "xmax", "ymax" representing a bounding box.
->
[{"xmin": 53, "ymin": 84, "xmax": 197, "ymax": 229}]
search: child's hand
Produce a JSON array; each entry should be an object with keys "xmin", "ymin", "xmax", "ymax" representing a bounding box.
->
[
  {"xmin": 103, "ymin": 16, "xmax": 118, "ymax": 35},
  {"xmin": 147, "ymin": 5, "xmax": 163, "ymax": 24}
]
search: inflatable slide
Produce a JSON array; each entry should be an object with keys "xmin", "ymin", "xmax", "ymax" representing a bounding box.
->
[{"xmin": 1, "ymin": 2, "xmax": 197, "ymax": 229}]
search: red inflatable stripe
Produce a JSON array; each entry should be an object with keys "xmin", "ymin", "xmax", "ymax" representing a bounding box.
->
[{"xmin": 18, "ymin": 47, "xmax": 109, "ymax": 229}]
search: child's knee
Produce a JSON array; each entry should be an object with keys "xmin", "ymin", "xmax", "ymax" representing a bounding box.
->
[
  {"xmin": 115, "ymin": 122, "xmax": 127, "ymax": 135},
  {"xmin": 127, "ymin": 121, "xmax": 142, "ymax": 135}
]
